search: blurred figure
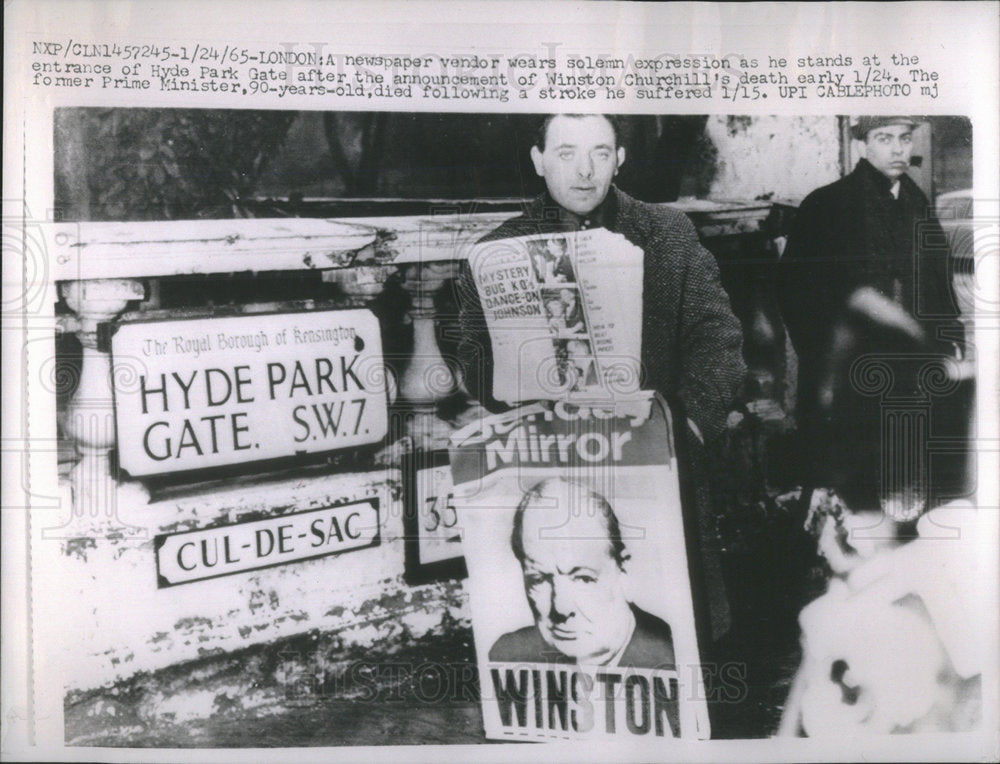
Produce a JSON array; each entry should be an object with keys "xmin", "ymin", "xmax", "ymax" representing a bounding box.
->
[
  {"xmin": 777, "ymin": 266, "xmax": 981, "ymax": 736},
  {"xmin": 779, "ymin": 488, "xmax": 982, "ymax": 736},
  {"xmin": 777, "ymin": 116, "xmax": 969, "ymax": 507}
]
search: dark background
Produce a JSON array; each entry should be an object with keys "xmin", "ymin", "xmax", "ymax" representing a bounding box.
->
[{"xmin": 53, "ymin": 109, "xmax": 972, "ymax": 222}]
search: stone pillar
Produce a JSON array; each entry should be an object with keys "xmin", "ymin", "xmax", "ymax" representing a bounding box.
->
[
  {"xmin": 397, "ymin": 262, "xmax": 461, "ymax": 451},
  {"xmin": 53, "ymin": 278, "xmax": 148, "ymax": 538}
]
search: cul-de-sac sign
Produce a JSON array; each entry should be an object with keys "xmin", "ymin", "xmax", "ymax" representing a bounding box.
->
[
  {"xmin": 154, "ymin": 498, "xmax": 381, "ymax": 586},
  {"xmin": 110, "ymin": 309, "xmax": 388, "ymax": 476}
]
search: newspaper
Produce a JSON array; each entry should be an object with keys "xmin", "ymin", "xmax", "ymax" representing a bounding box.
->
[
  {"xmin": 469, "ymin": 230, "xmax": 643, "ymax": 403},
  {"xmin": 450, "ymin": 397, "xmax": 709, "ymax": 742},
  {"xmin": 3, "ymin": 1, "xmax": 999, "ymax": 762}
]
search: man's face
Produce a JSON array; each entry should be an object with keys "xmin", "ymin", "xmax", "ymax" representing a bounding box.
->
[
  {"xmin": 864, "ymin": 124, "xmax": 914, "ymax": 180},
  {"xmin": 531, "ymin": 116, "xmax": 626, "ymax": 216},
  {"xmin": 518, "ymin": 501, "xmax": 631, "ymax": 663}
]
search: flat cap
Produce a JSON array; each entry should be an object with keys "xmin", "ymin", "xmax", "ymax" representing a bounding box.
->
[{"xmin": 851, "ymin": 115, "xmax": 923, "ymax": 140}]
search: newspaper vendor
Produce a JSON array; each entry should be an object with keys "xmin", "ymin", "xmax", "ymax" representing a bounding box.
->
[
  {"xmin": 458, "ymin": 113, "xmax": 745, "ymax": 445},
  {"xmin": 457, "ymin": 113, "xmax": 746, "ymax": 639}
]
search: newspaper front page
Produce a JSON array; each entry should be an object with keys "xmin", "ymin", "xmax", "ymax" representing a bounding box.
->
[{"xmin": 469, "ymin": 231, "xmax": 643, "ymax": 402}]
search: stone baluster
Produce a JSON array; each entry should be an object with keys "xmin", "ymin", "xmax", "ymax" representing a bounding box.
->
[
  {"xmin": 325, "ymin": 261, "xmax": 461, "ymax": 450},
  {"xmin": 397, "ymin": 262, "xmax": 459, "ymax": 405},
  {"xmin": 396, "ymin": 262, "xmax": 461, "ymax": 450},
  {"xmin": 52, "ymin": 278, "xmax": 148, "ymax": 539}
]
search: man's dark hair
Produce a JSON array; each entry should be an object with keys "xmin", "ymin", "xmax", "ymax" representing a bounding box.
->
[
  {"xmin": 534, "ymin": 114, "xmax": 624, "ymax": 151},
  {"xmin": 511, "ymin": 478, "xmax": 629, "ymax": 570}
]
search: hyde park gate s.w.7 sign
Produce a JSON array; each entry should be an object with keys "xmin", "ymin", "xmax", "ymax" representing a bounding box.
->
[{"xmin": 109, "ymin": 309, "xmax": 388, "ymax": 477}]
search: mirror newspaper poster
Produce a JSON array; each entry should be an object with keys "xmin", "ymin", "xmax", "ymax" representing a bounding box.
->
[{"xmin": 450, "ymin": 397, "xmax": 710, "ymax": 742}]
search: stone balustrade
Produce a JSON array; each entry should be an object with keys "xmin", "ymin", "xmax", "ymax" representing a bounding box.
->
[
  {"xmin": 52, "ymin": 203, "xmax": 778, "ymax": 509},
  {"xmin": 51, "ymin": 214, "xmax": 509, "ymax": 522},
  {"xmin": 45, "ymin": 202, "xmax": 779, "ymax": 696}
]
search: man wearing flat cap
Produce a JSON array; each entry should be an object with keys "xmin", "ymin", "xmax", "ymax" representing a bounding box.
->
[{"xmin": 777, "ymin": 116, "xmax": 967, "ymax": 514}]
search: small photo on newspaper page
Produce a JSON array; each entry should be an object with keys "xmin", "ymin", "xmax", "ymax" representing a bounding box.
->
[{"xmin": 450, "ymin": 396, "xmax": 711, "ymax": 742}]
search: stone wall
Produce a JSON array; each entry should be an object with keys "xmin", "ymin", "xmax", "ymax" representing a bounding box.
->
[{"xmin": 706, "ymin": 116, "xmax": 841, "ymax": 202}]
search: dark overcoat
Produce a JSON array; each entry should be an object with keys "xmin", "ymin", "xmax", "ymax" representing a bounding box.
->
[{"xmin": 777, "ymin": 159, "xmax": 967, "ymax": 501}]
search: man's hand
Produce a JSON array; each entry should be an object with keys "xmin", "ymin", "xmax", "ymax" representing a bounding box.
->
[
  {"xmin": 845, "ymin": 285, "xmax": 925, "ymax": 343},
  {"xmin": 613, "ymin": 395, "xmax": 653, "ymax": 426}
]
